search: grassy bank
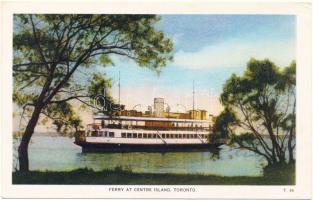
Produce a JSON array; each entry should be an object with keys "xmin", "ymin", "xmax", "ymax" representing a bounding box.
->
[{"xmin": 13, "ymin": 163, "xmax": 295, "ymax": 185}]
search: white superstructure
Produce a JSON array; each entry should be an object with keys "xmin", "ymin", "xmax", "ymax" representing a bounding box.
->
[{"xmin": 77, "ymin": 114, "xmax": 212, "ymax": 146}]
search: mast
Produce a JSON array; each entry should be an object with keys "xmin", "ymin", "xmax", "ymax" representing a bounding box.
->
[
  {"xmin": 118, "ymin": 70, "xmax": 120, "ymax": 105},
  {"xmin": 192, "ymin": 80, "xmax": 195, "ymax": 119}
]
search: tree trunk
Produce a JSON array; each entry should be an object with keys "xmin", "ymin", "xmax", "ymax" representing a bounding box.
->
[
  {"xmin": 288, "ymin": 99, "xmax": 296, "ymax": 164},
  {"xmin": 288, "ymin": 128, "xmax": 295, "ymax": 163},
  {"xmin": 264, "ymin": 122, "xmax": 282, "ymax": 163},
  {"xmin": 18, "ymin": 105, "xmax": 43, "ymax": 172}
]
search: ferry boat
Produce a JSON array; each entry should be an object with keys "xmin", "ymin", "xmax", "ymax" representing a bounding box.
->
[
  {"xmin": 74, "ymin": 77, "xmax": 223, "ymax": 152},
  {"xmin": 74, "ymin": 105, "xmax": 223, "ymax": 152}
]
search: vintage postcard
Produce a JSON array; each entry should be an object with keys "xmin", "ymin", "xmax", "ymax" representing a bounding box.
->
[{"xmin": 0, "ymin": 0, "xmax": 312, "ymax": 199}]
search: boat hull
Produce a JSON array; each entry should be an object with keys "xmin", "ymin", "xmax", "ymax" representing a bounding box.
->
[{"xmin": 75, "ymin": 141, "xmax": 222, "ymax": 153}]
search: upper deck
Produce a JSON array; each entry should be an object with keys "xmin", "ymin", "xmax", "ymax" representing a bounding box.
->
[
  {"xmin": 91, "ymin": 114, "xmax": 213, "ymax": 131},
  {"xmin": 94, "ymin": 114, "xmax": 211, "ymax": 123}
]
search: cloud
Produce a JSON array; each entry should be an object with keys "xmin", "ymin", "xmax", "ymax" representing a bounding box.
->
[
  {"xmin": 171, "ymin": 33, "xmax": 184, "ymax": 47},
  {"xmin": 172, "ymin": 38, "xmax": 295, "ymax": 70}
]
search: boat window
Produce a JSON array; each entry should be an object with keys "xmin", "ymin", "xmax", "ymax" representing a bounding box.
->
[
  {"xmin": 105, "ymin": 131, "xmax": 108, "ymax": 137},
  {"xmin": 166, "ymin": 134, "xmax": 169, "ymax": 138},
  {"xmin": 170, "ymin": 134, "xmax": 174, "ymax": 138},
  {"xmin": 109, "ymin": 132, "xmax": 114, "ymax": 137},
  {"xmin": 161, "ymin": 134, "xmax": 165, "ymax": 138},
  {"xmin": 183, "ymin": 134, "xmax": 186, "ymax": 138},
  {"xmin": 152, "ymin": 134, "xmax": 157, "ymax": 138},
  {"xmin": 133, "ymin": 133, "xmax": 137, "ymax": 138},
  {"xmin": 148, "ymin": 134, "xmax": 152, "ymax": 138},
  {"xmin": 138, "ymin": 133, "xmax": 142, "ymax": 138},
  {"xmin": 121, "ymin": 133, "xmax": 126, "ymax": 138},
  {"xmin": 127, "ymin": 133, "xmax": 132, "ymax": 138},
  {"xmin": 187, "ymin": 134, "xmax": 190, "ymax": 139},
  {"xmin": 193, "ymin": 134, "xmax": 197, "ymax": 138},
  {"xmin": 179, "ymin": 134, "xmax": 182, "ymax": 138},
  {"xmin": 91, "ymin": 131, "xmax": 97, "ymax": 137},
  {"xmin": 143, "ymin": 133, "xmax": 147, "ymax": 138}
]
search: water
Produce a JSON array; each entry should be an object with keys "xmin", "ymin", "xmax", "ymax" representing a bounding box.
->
[{"xmin": 13, "ymin": 135, "xmax": 267, "ymax": 177}]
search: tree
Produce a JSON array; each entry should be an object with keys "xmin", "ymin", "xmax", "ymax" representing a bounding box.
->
[
  {"xmin": 209, "ymin": 107, "xmax": 237, "ymax": 143},
  {"xmin": 13, "ymin": 14, "xmax": 173, "ymax": 171},
  {"xmin": 214, "ymin": 58, "xmax": 295, "ymax": 166}
]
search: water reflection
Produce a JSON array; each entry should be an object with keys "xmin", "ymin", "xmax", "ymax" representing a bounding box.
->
[{"xmin": 13, "ymin": 136, "xmax": 266, "ymax": 176}]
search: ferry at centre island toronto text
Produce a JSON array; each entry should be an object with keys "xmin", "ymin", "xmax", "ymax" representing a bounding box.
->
[{"xmin": 74, "ymin": 96, "xmax": 225, "ymax": 152}]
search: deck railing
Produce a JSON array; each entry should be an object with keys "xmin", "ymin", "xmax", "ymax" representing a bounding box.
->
[{"xmin": 93, "ymin": 124, "xmax": 212, "ymax": 131}]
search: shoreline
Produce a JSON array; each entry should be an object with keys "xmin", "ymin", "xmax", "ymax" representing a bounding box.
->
[{"xmin": 13, "ymin": 165, "xmax": 295, "ymax": 185}]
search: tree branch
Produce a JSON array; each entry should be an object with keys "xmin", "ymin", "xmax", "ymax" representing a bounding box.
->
[
  {"xmin": 49, "ymin": 95, "xmax": 90, "ymax": 104},
  {"xmin": 29, "ymin": 15, "xmax": 48, "ymax": 68}
]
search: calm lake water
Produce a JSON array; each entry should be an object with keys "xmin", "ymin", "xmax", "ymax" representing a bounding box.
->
[{"xmin": 13, "ymin": 135, "xmax": 267, "ymax": 177}]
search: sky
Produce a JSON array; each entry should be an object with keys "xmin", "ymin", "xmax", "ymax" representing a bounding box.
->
[
  {"xmin": 100, "ymin": 14, "xmax": 296, "ymax": 115},
  {"xmin": 14, "ymin": 14, "xmax": 296, "ymax": 132}
]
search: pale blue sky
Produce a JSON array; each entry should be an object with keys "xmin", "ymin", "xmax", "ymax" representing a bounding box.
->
[
  {"xmin": 15, "ymin": 15, "xmax": 297, "ymax": 131},
  {"xmin": 100, "ymin": 15, "xmax": 295, "ymax": 97},
  {"xmin": 157, "ymin": 15, "xmax": 295, "ymax": 52}
]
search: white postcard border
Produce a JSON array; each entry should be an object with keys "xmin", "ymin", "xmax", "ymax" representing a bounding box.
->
[{"xmin": 1, "ymin": 1, "xmax": 312, "ymax": 199}]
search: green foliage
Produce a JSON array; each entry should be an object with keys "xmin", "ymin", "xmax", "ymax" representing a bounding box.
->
[
  {"xmin": 87, "ymin": 73, "xmax": 120, "ymax": 116},
  {"xmin": 231, "ymin": 132, "xmax": 256, "ymax": 145},
  {"xmin": 87, "ymin": 74, "xmax": 112, "ymax": 98},
  {"xmin": 244, "ymin": 58, "xmax": 280, "ymax": 88},
  {"xmin": 113, "ymin": 165, "xmax": 133, "ymax": 173},
  {"xmin": 13, "ymin": 14, "xmax": 173, "ymax": 133},
  {"xmin": 217, "ymin": 58, "xmax": 296, "ymax": 165},
  {"xmin": 210, "ymin": 108, "xmax": 237, "ymax": 143},
  {"xmin": 42, "ymin": 101, "xmax": 81, "ymax": 135},
  {"xmin": 277, "ymin": 61, "xmax": 296, "ymax": 91}
]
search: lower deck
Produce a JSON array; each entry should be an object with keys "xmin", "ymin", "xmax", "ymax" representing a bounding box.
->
[
  {"xmin": 74, "ymin": 128, "xmax": 217, "ymax": 152},
  {"xmin": 75, "ymin": 141, "xmax": 221, "ymax": 153},
  {"xmin": 85, "ymin": 136, "xmax": 208, "ymax": 145},
  {"xmin": 86, "ymin": 128, "xmax": 210, "ymax": 138}
]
